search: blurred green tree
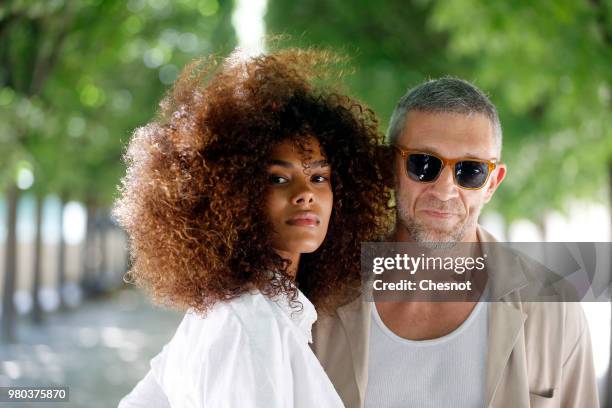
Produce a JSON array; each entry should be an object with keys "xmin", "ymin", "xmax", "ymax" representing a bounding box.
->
[
  {"xmin": 266, "ymin": 0, "xmax": 458, "ymax": 130},
  {"xmin": 0, "ymin": 0, "xmax": 235, "ymax": 342}
]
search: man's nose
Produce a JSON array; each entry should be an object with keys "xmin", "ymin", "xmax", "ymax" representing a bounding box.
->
[
  {"xmin": 429, "ymin": 165, "xmax": 459, "ymax": 200},
  {"xmin": 291, "ymin": 181, "xmax": 315, "ymax": 206}
]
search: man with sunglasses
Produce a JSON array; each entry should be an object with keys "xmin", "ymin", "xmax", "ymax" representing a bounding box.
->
[{"xmin": 312, "ymin": 77, "xmax": 599, "ymax": 407}]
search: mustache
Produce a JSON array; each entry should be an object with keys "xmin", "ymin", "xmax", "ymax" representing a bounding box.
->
[{"xmin": 416, "ymin": 197, "xmax": 465, "ymax": 214}]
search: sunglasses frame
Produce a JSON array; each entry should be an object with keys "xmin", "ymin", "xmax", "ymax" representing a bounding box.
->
[{"xmin": 393, "ymin": 144, "xmax": 499, "ymax": 190}]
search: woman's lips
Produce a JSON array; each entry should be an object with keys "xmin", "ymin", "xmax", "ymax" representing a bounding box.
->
[{"xmin": 286, "ymin": 213, "xmax": 320, "ymax": 227}]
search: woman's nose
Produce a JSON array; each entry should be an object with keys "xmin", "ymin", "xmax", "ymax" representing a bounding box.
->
[{"xmin": 291, "ymin": 182, "xmax": 315, "ymax": 206}]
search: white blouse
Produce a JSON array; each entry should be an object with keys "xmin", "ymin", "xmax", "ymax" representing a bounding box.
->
[{"xmin": 118, "ymin": 289, "xmax": 344, "ymax": 408}]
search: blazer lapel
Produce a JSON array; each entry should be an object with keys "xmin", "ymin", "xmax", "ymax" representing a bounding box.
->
[
  {"xmin": 478, "ymin": 226, "xmax": 531, "ymax": 407},
  {"xmin": 486, "ymin": 302, "xmax": 529, "ymax": 407},
  {"xmin": 336, "ymin": 297, "xmax": 371, "ymax": 407}
]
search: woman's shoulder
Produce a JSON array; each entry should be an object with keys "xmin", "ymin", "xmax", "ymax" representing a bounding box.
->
[
  {"xmin": 152, "ymin": 292, "xmax": 276, "ymax": 370},
  {"xmin": 180, "ymin": 291, "xmax": 286, "ymax": 334},
  {"xmin": 150, "ymin": 292, "xmax": 286, "ymax": 405},
  {"xmin": 155, "ymin": 289, "xmax": 315, "ymax": 369}
]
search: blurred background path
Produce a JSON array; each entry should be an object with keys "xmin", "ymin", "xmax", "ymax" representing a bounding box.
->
[{"xmin": 0, "ymin": 289, "xmax": 181, "ymax": 408}]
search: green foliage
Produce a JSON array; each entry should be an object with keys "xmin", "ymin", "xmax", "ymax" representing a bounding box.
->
[
  {"xmin": 1, "ymin": 0, "xmax": 236, "ymax": 205},
  {"xmin": 266, "ymin": 0, "xmax": 458, "ymax": 131}
]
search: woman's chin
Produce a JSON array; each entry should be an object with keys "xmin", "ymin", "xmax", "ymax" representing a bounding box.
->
[{"xmin": 274, "ymin": 239, "xmax": 325, "ymax": 256}]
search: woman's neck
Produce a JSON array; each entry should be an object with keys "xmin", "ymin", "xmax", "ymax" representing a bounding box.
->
[{"xmin": 274, "ymin": 250, "xmax": 300, "ymax": 279}]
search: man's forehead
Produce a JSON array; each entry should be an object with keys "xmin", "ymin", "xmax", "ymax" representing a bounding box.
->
[{"xmin": 397, "ymin": 110, "xmax": 498, "ymax": 159}]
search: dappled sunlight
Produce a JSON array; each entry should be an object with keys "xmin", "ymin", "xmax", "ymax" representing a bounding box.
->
[{"xmin": 0, "ymin": 290, "xmax": 181, "ymax": 406}]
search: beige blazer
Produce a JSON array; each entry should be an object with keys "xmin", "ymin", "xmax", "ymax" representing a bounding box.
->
[{"xmin": 312, "ymin": 227, "xmax": 600, "ymax": 407}]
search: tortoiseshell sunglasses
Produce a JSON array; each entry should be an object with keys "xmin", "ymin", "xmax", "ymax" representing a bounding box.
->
[{"xmin": 393, "ymin": 145, "xmax": 499, "ymax": 190}]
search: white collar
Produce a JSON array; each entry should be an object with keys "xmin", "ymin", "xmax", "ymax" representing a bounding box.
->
[{"xmin": 273, "ymin": 288, "xmax": 318, "ymax": 343}]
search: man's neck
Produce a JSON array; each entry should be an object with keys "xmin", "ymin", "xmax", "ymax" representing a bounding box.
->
[
  {"xmin": 374, "ymin": 300, "xmax": 479, "ymax": 341},
  {"xmin": 375, "ymin": 223, "xmax": 483, "ymax": 340},
  {"xmin": 391, "ymin": 224, "xmax": 479, "ymax": 244}
]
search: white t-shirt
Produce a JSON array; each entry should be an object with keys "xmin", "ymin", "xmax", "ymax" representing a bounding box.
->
[
  {"xmin": 365, "ymin": 300, "xmax": 489, "ymax": 408},
  {"xmin": 118, "ymin": 289, "xmax": 343, "ymax": 408}
]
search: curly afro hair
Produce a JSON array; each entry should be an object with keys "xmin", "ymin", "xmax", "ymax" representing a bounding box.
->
[{"xmin": 112, "ymin": 48, "xmax": 393, "ymax": 315}]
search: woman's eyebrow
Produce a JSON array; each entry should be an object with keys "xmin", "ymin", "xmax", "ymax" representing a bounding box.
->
[
  {"xmin": 268, "ymin": 159, "xmax": 329, "ymax": 168},
  {"xmin": 268, "ymin": 159, "xmax": 294, "ymax": 168}
]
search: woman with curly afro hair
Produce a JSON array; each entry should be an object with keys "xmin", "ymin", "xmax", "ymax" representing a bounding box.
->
[{"xmin": 115, "ymin": 48, "xmax": 392, "ymax": 408}]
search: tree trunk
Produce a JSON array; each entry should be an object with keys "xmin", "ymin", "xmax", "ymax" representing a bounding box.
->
[
  {"xmin": 1, "ymin": 184, "xmax": 19, "ymax": 343},
  {"xmin": 123, "ymin": 229, "xmax": 132, "ymax": 283},
  {"xmin": 57, "ymin": 193, "xmax": 67, "ymax": 310},
  {"xmin": 81, "ymin": 197, "xmax": 99, "ymax": 296},
  {"xmin": 31, "ymin": 193, "xmax": 44, "ymax": 323},
  {"xmin": 607, "ymin": 160, "xmax": 612, "ymax": 407},
  {"xmin": 502, "ymin": 218, "xmax": 511, "ymax": 242},
  {"xmin": 534, "ymin": 216, "xmax": 548, "ymax": 265},
  {"xmin": 96, "ymin": 207, "xmax": 109, "ymax": 290}
]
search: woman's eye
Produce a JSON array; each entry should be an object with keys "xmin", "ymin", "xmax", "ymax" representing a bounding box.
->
[
  {"xmin": 311, "ymin": 175, "xmax": 329, "ymax": 183},
  {"xmin": 268, "ymin": 175, "xmax": 288, "ymax": 184}
]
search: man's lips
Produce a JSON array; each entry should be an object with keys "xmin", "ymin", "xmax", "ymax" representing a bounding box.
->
[
  {"xmin": 286, "ymin": 213, "xmax": 320, "ymax": 227},
  {"xmin": 419, "ymin": 209, "xmax": 458, "ymax": 219}
]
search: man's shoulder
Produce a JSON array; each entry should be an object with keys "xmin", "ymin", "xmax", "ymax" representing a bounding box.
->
[
  {"xmin": 312, "ymin": 296, "xmax": 368, "ymax": 349},
  {"xmin": 481, "ymin": 229, "xmax": 582, "ymax": 302},
  {"xmin": 314, "ymin": 295, "xmax": 366, "ymax": 325},
  {"xmin": 512, "ymin": 248, "xmax": 581, "ymax": 301},
  {"xmin": 519, "ymin": 301, "xmax": 587, "ymax": 332}
]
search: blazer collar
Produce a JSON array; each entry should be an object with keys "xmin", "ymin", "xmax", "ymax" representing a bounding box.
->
[
  {"xmin": 476, "ymin": 226, "xmax": 530, "ymax": 406},
  {"xmin": 476, "ymin": 226, "xmax": 529, "ymax": 300}
]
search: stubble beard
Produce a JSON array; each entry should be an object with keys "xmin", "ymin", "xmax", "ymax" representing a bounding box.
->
[{"xmin": 396, "ymin": 196, "xmax": 478, "ymax": 250}]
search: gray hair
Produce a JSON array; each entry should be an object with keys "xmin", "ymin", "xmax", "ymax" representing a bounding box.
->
[{"xmin": 386, "ymin": 77, "xmax": 502, "ymax": 156}]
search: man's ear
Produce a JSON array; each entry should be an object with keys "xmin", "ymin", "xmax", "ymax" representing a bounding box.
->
[{"xmin": 484, "ymin": 163, "xmax": 506, "ymax": 203}]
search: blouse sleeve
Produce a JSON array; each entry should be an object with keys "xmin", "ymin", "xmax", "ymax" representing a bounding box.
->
[{"xmin": 117, "ymin": 369, "xmax": 171, "ymax": 408}]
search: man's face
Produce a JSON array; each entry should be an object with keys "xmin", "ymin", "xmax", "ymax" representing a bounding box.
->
[{"xmin": 394, "ymin": 110, "xmax": 506, "ymax": 245}]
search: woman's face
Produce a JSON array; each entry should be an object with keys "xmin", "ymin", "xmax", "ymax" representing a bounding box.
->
[{"xmin": 265, "ymin": 138, "xmax": 333, "ymax": 258}]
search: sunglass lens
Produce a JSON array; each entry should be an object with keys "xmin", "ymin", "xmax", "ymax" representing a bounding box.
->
[
  {"xmin": 455, "ymin": 161, "xmax": 489, "ymax": 188},
  {"xmin": 407, "ymin": 154, "xmax": 442, "ymax": 182}
]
